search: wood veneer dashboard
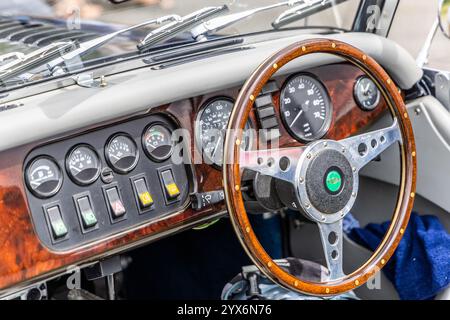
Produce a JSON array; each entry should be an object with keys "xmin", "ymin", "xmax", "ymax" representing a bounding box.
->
[{"xmin": 0, "ymin": 62, "xmax": 387, "ymax": 292}]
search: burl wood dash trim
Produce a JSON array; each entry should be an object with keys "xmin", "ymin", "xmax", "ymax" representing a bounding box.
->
[
  {"xmin": 223, "ymin": 39, "xmax": 416, "ymax": 296},
  {"xmin": 0, "ymin": 61, "xmax": 388, "ymax": 292}
]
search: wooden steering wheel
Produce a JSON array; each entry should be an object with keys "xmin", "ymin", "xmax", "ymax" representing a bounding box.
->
[{"xmin": 223, "ymin": 39, "xmax": 416, "ymax": 296}]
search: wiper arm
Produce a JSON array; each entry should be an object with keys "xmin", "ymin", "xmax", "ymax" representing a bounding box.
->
[
  {"xmin": 190, "ymin": 0, "xmax": 304, "ymax": 41},
  {"xmin": 272, "ymin": 0, "xmax": 348, "ymax": 29},
  {"xmin": 47, "ymin": 14, "xmax": 180, "ymax": 72},
  {"xmin": 137, "ymin": 6, "xmax": 228, "ymax": 52},
  {"xmin": 0, "ymin": 41, "xmax": 76, "ymax": 84}
]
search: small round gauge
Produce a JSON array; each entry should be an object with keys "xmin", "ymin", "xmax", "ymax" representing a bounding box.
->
[
  {"xmin": 354, "ymin": 76, "xmax": 381, "ymax": 111},
  {"xmin": 66, "ymin": 145, "xmax": 101, "ymax": 185},
  {"xmin": 25, "ymin": 156, "xmax": 62, "ymax": 198},
  {"xmin": 280, "ymin": 74, "xmax": 332, "ymax": 142},
  {"xmin": 197, "ymin": 98, "xmax": 253, "ymax": 167},
  {"xmin": 142, "ymin": 124, "xmax": 174, "ymax": 162},
  {"xmin": 105, "ymin": 134, "xmax": 139, "ymax": 174}
]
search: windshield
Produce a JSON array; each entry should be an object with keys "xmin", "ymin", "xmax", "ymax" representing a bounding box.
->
[{"xmin": 0, "ymin": 0, "xmax": 360, "ymax": 90}]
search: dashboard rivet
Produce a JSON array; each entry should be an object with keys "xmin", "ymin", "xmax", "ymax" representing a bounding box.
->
[
  {"xmin": 235, "ymin": 185, "xmax": 240, "ymax": 191},
  {"xmin": 305, "ymin": 203, "xmax": 310, "ymax": 209},
  {"xmin": 403, "ymin": 112, "xmax": 408, "ymax": 118},
  {"xmin": 381, "ymin": 259, "xmax": 386, "ymax": 265},
  {"xmin": 236, "ymin": 139, "xmax": 241, "ymax": 146},
  {"xmin": 301, "ymin": 46, "xmax": 306, "ymax": 52},
  {"xmin": 306, "ymin": 153, "xmax": 311, "ymax": 159},
  {"xmin": 410, "ymin": 192, "xmax": 415, "ymax": 198},
  {"xmin": 400, "ymin": 228, "xmax": 405, "ymax": 234},
  {"xmin": 321, "ymin": 215, "xmax": 326, "ymax": 222},
  {"xmin": 412, "ymin": 151, "xmax": 416, "ymax": 157},
  {"xmin": 323, "ymin": 142, "xmax": 328, "ymax": 147},
  {"xmin": 273, "ymin": 63, "xmax": 278, "ymax": 69},
  {"xmin": 245, "ymin": 226, "xmax": 250, "ymax": 233},
  {"xmin": 250, "ymin": 95, "xmax": 255, "ymax": 101},
  {"xmin": 268, "ymin": 261, "xmax": 273, "ymax": 268},
  {"xmin": 352, "ymin": 167, "xmax": 356, "ymax": 172},
  {"xmin": 352, "ymin": 192, "xmax": 356, "ymax": 197},
  {"xmin": 325, "ymin": 288, "xmax": 330, "ymax": 294},
  {"xmin": 331, "ymin": 43, "xmax": 336, "ymax": 48},
  {"xmin": 299, "ymin": 177, "xmax": 304, "ymax": 183},
  {"xmin": 387, "ymin": 79, "xmax": 391, "ymax": 85},
  {"xmin": 362, "ymin": 55, "xmax": 367, "ymax": 60},
  {"xmin": 355, "ymin": 280, "xmax": 360, "ymax": 286},
  {"xmin": 294, "ymin": 281, "xmax": 299, "ymax": 287},
  {"xmin": 342, "ymin": 147, "xmax": 346, "ymax": 153}
]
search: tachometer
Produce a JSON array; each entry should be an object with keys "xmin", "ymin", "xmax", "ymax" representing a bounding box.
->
[
  {"xmin": 25, "ymin": 156, "xmax": 63, "ymax": 198},
  {"xmin": 280, "ymin": 74, "xmax": 332, "ymax": 142},
  {"xmin": 105, "ymin": 134, "xmax": 139, "ymax": 174},
  {"xmin": 196, "ymin": 98, "xmax": 253, "ymax": 167},
  {"xmin": 142, "ymin": 124, "xmax": 174, "ymax": 162},
  {"xmin": 66, "ymin": 145, "xmax": 101, "ymax": 185}
]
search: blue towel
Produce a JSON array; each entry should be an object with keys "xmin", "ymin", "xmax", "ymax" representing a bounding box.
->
[{"xmin": 346, "ymin": 212, "xmax": 450, "ymax": 300}]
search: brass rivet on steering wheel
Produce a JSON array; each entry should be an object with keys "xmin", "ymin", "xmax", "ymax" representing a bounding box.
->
[{"xmin": 223, "ymin": 39, "xmax": 416, "ymax": 296}]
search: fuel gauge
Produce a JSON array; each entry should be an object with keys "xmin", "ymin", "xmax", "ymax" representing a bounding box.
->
[{"xmin": 142, "ymin": 124, "xmax": 174, "ymax": 162}]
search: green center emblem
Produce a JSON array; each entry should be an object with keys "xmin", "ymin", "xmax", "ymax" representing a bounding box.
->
[{"xmin": 325, "ymin": 170, "xmax": 342, "ymax": 193}]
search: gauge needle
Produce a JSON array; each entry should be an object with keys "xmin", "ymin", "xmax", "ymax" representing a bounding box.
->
[
  {"xmin": 290, "ymin": 110, "xmax": 303, "ymax": 128},
  {"xmin": 212, "ymin": 136, "xmax": 222, "ymax": 158},
  {"xmin": 70, "ymin": 166, "xmax": 82, "ymax": 173}
]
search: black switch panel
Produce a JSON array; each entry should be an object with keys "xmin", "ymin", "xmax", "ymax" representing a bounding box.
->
[
  {"xmin": 254, "ymin": 92, "xmax": 281, "ymax": 142},
  {"xmin": 24, "ymin": 114, "xmax": 190, "ymax": 252}
]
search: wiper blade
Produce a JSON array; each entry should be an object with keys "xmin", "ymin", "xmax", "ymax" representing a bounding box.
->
[
  {"xmin": 137, "ymin": 6, "xmax": 228, "ymax": 52},
  {"xmin": 0, "ymin": 41, "xmax": 76, "ymax": 84},
  {"xmin": 190, "ymin": 0, "xmax": 304, "ymax": 41},
  {"xmin": 272, "ymin": 0, "xmax": 348, "ymax": 29},
  {"xmin": 47, "ymin": 14, "xmax": 180, "ymax": 72}
]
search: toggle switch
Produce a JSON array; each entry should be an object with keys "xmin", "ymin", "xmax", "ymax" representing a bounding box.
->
[
  {"xmin": 161, "ymin": 169, "xmax": 180, "ymax": 200},
  {"xmin": 105, "ymin": 187, "xmax": 126, "ymax": 219},
  {"xmin": 46, "ymin": 206, "xmax": 68, "ymax": 239},
  {"xmin": 133, "ymin": 178, "xmax": 154, "ymax": 209},
  {"xmin": 76, "ymin": 196, "xmax": 97, "ymax": 228}
]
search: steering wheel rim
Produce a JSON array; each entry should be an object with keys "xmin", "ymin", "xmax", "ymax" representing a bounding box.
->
[{"xmin": 223, "ymin": 38, "xmax": 416, "ymax": 296}]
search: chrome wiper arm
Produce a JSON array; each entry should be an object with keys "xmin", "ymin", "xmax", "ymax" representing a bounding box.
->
[
  {"xmin": 190, "ymin": 0, "xmax": 304, "ymax": 41},
  {"xmin": 137, "ymin": 5, "xmax": 229, "ymax": 52},
  {"xmin": 0, "ymin": 41, "xmax": 76, "ymax": 84},
  {"xmin": 272, "ymin": 0, "xmax": 348, "ymax": 29},
  {"xmin": 47, "ymin": 14, "xmax": 181, "ymax": 72}
]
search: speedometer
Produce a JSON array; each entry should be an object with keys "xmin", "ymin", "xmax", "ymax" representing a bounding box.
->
[
  {"xmin": 196, "ymin": 98, "xmax": 253, "ymax": 167},
  {"xmin": 280, "ymin": 74, "xmax": 332, "ymax": 142}
]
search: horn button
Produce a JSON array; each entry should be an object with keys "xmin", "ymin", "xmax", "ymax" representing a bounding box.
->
[{"xmin": 305, "ymin": 149, "xmax": 354, "ymax": 215}]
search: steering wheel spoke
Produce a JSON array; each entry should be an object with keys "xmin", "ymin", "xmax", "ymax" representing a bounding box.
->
[
  {"xmin": 317, "ymin": 220, "xmax": 344, "ymax": 280},
  {"xmin": 239, "ymin": 147, "xmax": 305, "ymax": 183},
  {"xmin": 339, "ymin": 119, "xmax": 401, "ymax": 172}
]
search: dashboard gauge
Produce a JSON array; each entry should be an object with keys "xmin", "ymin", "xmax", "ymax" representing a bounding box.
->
[
  {"xmin": 25, "ymin": 156, "xmax": 62, "ymax": 198},
  {"xmin": 280, "ymin": 74, "xmax": 332, "ymax": 142},
  {"xmin": 105, "ymin": 134, "xmax": 139, "ymax": 174},
  {"xmin": 142, "ymin": 124, "xmax": 174, "ymax": 162},
  {"xmin": 66, "ymin": 145, "xmax": 101, "ymax": 185},
  {"xmin": 197, "ymin": 98, "xmax": 253, "ymax": 167},
  {"xmin": 354, "ymin": 76, "xmax": 381, "ymax": 111}
]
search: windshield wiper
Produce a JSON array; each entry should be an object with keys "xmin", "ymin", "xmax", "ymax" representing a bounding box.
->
[
  {"xmin": 272, "ymin": 0, "xmax": 348, "ymax": 29},
  {"xmin": 137, "ymin": 6, "xmax": 228, "ymax": 52},
  {"xmin": 47, "ymin": 14, "xmax": 181, "ymax": 72},
  {"xmin": 0, "ymin": 41, "xmax": 76, "ymax": 84},
  {"xmin": 190, "ymin": 0, "xmax": 304, "ymax": 41}
]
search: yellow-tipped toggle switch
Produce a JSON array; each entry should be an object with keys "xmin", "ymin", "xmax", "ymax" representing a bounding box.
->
[
  {"xmin": 133, "ymin": 178, "xmax": 154, "ymax": 210},
  {"xmin": 138, "ymin": 191, "xmax": 154, "ymax": 207},
  {"xmin": 161, "ymin": 170, "xmax": 180, "ymax": 200}
]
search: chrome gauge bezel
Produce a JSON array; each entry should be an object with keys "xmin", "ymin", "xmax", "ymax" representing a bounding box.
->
[
  {"xmin": 142, "ymin": 122, "xmax": 175, "ymax": 162},
  {"xmin": 105, "ymin": 133, "xmax": 140, "ymax": 174},
  {"xmin": 280, "ymin": 73, "xmax": 333, "ymax": 143},
  {"xmin": 196, "ymin": 97, "xmax": 253, "ymax": 168},
  {"xmin": 25, "ymin": 155, "xmax": 63, "ymax": 199},
  {"xmin": 65, "ymin": 144, "xmax": 101, "ymax": 186},
  {"xmin": 353, "ymin": 76, "xmax": 381, "ymax": 111}
]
